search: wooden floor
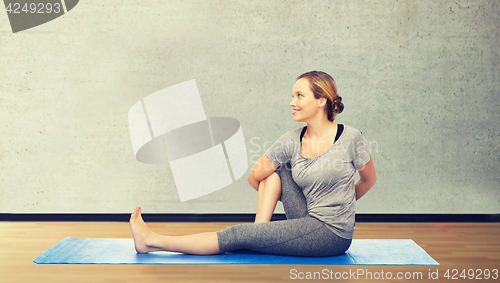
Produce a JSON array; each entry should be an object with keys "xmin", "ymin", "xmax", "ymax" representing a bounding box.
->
[{"xmin": 1, "ymin": 221, "xmax": 499, "ymax": 283}]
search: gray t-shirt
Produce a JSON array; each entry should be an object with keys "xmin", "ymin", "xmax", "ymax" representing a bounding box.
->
[{"xmin": 266, "ymin": 124, "xmax": 371, "ymax": 239}]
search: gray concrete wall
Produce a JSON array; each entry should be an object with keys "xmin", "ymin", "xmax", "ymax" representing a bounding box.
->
[{"xmin": 1, "ymin": 0, "xmax": 498, "ymax": 213}]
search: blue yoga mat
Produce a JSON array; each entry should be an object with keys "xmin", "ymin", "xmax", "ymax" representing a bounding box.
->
[{"xmin": 33, "ymin": 237, "xmax": 439, "ymax": 265}]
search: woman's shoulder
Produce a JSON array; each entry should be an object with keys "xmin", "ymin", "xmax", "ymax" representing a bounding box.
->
[
  {"xmin": 340, "ymin": 124, "xmax": 365, "ymax": 139},
  {"xmin": 266, "ymin": 127, "xmax": 303, "ymax": 158},
  {"xmin": 279, "ymin": 126, "xmax": 304, "ymax": 139},
  {"xmin": 341, "ymin": 124, "xmax": 361, "ymax": 133}
]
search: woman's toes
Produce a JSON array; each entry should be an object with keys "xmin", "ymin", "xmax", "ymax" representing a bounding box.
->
[{"xmin": 131, "ymin": 206, "xmax": 141, "ymax": 220}]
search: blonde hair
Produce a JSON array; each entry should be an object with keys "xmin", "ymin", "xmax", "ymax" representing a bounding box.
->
[{"xmin": 297, "ymin": 71, "xmax": 344, "ymax": 121}]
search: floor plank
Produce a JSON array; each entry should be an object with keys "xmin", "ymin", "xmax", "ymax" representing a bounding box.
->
[{"xmin": 1, "ymin": 222, "xmax": 499, "ymax": 282}]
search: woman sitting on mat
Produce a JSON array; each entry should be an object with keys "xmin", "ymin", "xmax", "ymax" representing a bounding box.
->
[{"xmin": 130, "ymin": 70, "xmax": 377, "ymax": 256}]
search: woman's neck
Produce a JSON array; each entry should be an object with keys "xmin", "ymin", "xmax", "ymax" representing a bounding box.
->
[{"xmin": 304, "ymin": 117, "xmax": 337, "ymax": 140}]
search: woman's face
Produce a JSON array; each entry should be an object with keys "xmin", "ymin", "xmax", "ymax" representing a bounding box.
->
[{"xmin": 290, "ymin": 78, "xmax": 325, "ymax": 122}]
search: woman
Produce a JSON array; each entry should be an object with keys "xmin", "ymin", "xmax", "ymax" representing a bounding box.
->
[{"xmin": 130, "ymin": 71, "xmax": 377, "ymax": 256}]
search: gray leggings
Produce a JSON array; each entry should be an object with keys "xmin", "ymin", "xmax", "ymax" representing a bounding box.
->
[{"xmin": 216, "ymin": 165, "xmax": 352, "ymax": 257}]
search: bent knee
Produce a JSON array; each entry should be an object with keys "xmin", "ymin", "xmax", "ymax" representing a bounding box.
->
[
  {"xmin": 258, "ymin": 172, "xmax": 281, "ymax": 193},
  {"xmin": 262, "ymin": 172, "xmax": 281, "ymax": 186}
]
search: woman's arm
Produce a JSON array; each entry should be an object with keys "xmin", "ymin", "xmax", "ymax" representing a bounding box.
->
[
  {"xmin": 247, "ymin": 153, "xmax": 279, "ymax": 191},
  {"xmin": 355, "ymin": 155, "xmax": 377, "ymax": 200}
]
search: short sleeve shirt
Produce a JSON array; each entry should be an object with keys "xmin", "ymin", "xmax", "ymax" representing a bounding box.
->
[{"xmin": 266, "ymin": 124, "xmax": 371, "ymax": 239}]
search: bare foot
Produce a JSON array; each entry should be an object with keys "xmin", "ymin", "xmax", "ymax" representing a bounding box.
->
[{"xmin": 129, "ymin": 205, "xmax": 161, "ymax": 253}]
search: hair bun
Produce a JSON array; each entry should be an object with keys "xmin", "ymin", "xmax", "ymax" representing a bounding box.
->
[{"xmin": 333, "ymin": 96, "xmax": 344, "ymax": 114}]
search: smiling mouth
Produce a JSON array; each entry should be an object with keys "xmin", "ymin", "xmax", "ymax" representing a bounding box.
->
[{"xmin": 293, "ymin": 110, "xmax": 300, "ymax": 114}]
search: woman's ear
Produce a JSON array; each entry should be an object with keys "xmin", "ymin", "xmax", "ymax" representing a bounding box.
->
[{"xmin": 318, "ymin": 97, "xmax": 327, "ymax": 108}]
